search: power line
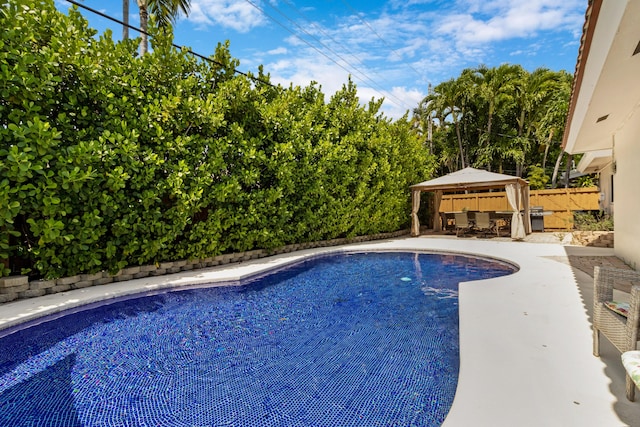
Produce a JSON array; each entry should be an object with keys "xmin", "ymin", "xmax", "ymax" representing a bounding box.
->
[
  {"xmin": 339, "ymin": 0, "xmax": 425, "ymax": 81},
  {"xmin": 62, "ymin": 0, "xmax": 414, "ymax": 114},
  {"xmin": 259, "ymin": 1, "xmax": 389, "ymax": 100},
  {"xmin": 271, "ymin": 0, "xmax": 410, "ymax": 109},
  {"xmin": 63, "ymin": 0, "xmax": 276, "ymax": 88},
  {"xmin": 277, "ymin": 0, "xmax": 412, "ymax": 110},
  {"xmin": 281, "ymin": 0, "xmax": 367, "ymax": 66},
  {"xmin": 243, "ymin": 0, "xmax": 410, "ymax": 110}
]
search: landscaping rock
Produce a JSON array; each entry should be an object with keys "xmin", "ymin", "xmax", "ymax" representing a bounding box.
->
[
  {"xmin": 56, "ymin": 275, "xmax": 81, "ymax": 286},
  {"xmin": 0, "ymin": 293, "xmax": 18, "ymax": 303},
  {"xmin": 29, "ymin": 280, "xmax": 57, "ymax": 291},
  {"xmin": 19, "ymin": 289, "xmax": 46, "ymax": 298},
  {"xmin": 71, "ymin": 280, "xmax": 93, "ymax": 289},
  {"xmin": 0, "ymin": 275, "xmax": 29, "ymax": 289},
  {"xmin": 47, "ymin": 284, "xmax": 71, "ymax": 294}
]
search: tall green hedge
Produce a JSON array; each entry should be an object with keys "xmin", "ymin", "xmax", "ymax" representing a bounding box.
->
[{"xmin": 0, "ymin": 0, "xmax": 434, "ymax": 279}]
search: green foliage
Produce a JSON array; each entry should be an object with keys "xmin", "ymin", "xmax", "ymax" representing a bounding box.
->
[
  {"xmin": 414, "ymin": 64, "xmax": 572, "ymax": 178},
  {"xmin": 574, "ymin": 175, "xmax": 596, "ymax": 188},
  {"xmin": 526, "ymin": 165, "xmax": 549, "ymax": 190},
  {"xmin": 573, "ymin": 212, "xmax": 614, "ymax": 231},
  {"xmin": 0, "ymin": 0, "xmax": 435, "ymax": 278}
]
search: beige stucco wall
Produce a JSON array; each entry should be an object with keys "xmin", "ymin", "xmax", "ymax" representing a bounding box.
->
[
  {"xmin": 613, "ymin": 106, "xmax": 640, "ymax": 270},
  {"xmin": 598, "ymin": 162, "xmax": 614, "ymax": 215}
]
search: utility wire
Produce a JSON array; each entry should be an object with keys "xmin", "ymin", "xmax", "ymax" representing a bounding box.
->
[
  {"xmin": 63, "ymin": 0, "xmax": 276, "ymax": 88},
  {"xmin": 277, "ymin": 0, "xmax": 412, "ymax": 110},
  {"xmin": 244, "ymin": 0, "xmax": 411, "ymax": 111},
  {"xmin": 339, "ymin": 0, "xmax": 425, "ymax": 81},
  {"xmin": 259, "ymin": 1, "xmax": 385, "ymax": 99},
  {"xmin": 63, "ymin": 0, "xmax": 413, "ymax": 113}
]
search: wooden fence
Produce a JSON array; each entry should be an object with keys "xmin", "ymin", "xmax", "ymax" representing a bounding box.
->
[{"xmin": 439, "ymin": 187, "xmax": 600, "ymax": 230}]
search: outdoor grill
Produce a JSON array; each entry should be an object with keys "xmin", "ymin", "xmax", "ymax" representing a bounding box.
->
[{"xmin": 530, "ymin": 206, "xmax": 547, "ymax": 232}]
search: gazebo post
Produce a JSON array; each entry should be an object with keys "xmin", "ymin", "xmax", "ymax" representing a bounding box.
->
[{"xmin": 411, "ymin": 190, "xmax": 421, "ymax": 236}]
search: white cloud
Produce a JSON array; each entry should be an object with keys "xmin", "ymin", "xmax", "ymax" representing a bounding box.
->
[
  {"xmin": 264, "ymin": 50, "xmax": 423, "ymax": 119},
  {"xmin": 436, "ymin": 1, "xmax": 584, "ymax": 46},
  {"xmin": 377, "ymin": 86, "xmax": 426, "ymax": 119},
  {"xmin": 188, "ymin": 0, "xmax": 267, "ymax": 32},
  {"xmin": 388, "ymin": 38, "xmax": 427, "ymax": 62},
  {"xmin": 268, "ymin": 57, "xmax": 350, "ymax": 96},
  {"xmin": 267, "ymin": 47, "xmax": 288, "ymax": 55},
  {"xmin": 177, "ymin": 0, "xmax": 583, "ymax": 118}
]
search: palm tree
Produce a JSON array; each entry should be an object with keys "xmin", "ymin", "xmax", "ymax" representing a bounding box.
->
[
  {"xmin": 413, "ymin": 65, "xmax": 572, "ymax": 179},
  {"xmin": 509, "ymin": 67, "xmax": 556, "ymax": 176},
  {"xmin": 123, "ymin": 0, "xmax": 129, "ymax": 39},
  {"xmin": 419, "ymin": 77, "xmax": 470, "ymax": 170},
  {"xmin": 132, "ymin": 0, "xmax": 191, "ymax": 55},
  {"xmin": 471, "ymin": 64, "xmax": 520, "ymax": 171},
  {"xmin": 534, "ymin": 71, "xmax": 572, "ymax": 171}
]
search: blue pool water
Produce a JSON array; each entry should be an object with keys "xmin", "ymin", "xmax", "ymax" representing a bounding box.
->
[{"xmin": 0, "ymin": 252, "xmax": 515, "ymax": 426}]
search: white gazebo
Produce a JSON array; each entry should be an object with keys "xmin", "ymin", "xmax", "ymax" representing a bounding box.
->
[{"xmin": 410, "ymin": 167, "xmax": 531, "ymax": 239}]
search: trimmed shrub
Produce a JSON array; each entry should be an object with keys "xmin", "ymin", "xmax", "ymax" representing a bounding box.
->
[{"xmin": 1, "ymin": 0, "xmax": 434, "ymax": 278}]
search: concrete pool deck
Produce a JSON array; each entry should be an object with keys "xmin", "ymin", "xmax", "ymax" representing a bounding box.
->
[{"xmin": 1, "ymin": 235, "xmax": 639, "ymax": 426}]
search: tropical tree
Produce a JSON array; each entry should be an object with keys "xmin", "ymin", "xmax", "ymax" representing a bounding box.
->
[
  {"xmin": 412, "ymin": 64, "xmax": 572, "ymax": 181},
  {"xmin": 123, "ymin": 0, "xmax": 129, "ymax": 39},
  {"xmin": 471, "ymin": 64, "xmax": 521, "ymax": 171},
  {"xmin": 130, "ymin": 0, "xmax": 191, "ymax": 55},
  {"xmin": 418, "ymin": 77, "xmax": 470, "ymax": 170},
  {"xmin": 536, "ymin": 71, "xmax": 572, "ymax": 180}
]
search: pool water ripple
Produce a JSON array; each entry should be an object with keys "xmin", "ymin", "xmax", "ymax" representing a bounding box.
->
[{"xmin": 0, "ymin": 252, "xmax": 515, "ymax": 426}]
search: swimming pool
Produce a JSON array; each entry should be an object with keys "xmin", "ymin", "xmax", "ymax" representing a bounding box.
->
[{"xmin": 0, "ymin": 252, "xmax": 515, "ymax": 426}]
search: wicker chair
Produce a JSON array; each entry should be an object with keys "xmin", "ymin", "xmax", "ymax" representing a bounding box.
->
[{"xmin": 592, "ymin": 266, "xmax": 640, "ymax": 401}]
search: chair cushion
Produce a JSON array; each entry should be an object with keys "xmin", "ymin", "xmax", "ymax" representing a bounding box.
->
[
  {"xmin": 604, "ymin": 300, "xmax": 630, "ymax": 317},
  {"xmin": 622, "ymin": 351, "xmax": 640, "ymax": 387}
]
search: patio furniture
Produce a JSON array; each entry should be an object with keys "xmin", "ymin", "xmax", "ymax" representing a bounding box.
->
[
  {"xmin": 492, "ymin": 211, "xmax": 513, "ymax": 237},
  {"xmin": 454, "ymin": 212, "xmax": 473, "ymax": 237},
  {"xmin": 474, "ymin": 212, "xmax": 495, "ymax": 237},
  {"xmin": 622, "ymin": 351, "xmax": 640, "ymax": 402},
  {"xmin": 440, "ymin": 212, "xmax": 458, "ymax": 233},
  {"xmin": 410, "ymin": 167, "xmax": 531, "ymax": 238},
  {"xmin": 592, "ymin": 266, "xmax": 640, "ymax": 401}
]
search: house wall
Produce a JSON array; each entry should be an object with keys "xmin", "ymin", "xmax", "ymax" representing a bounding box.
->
[
  {"xmin": 613, "ymin": 107, "xmax": 640, "ymax": 270},
  {"xmin": 597, "ymin": 162, "xmax": 614, "ymax": 215}
]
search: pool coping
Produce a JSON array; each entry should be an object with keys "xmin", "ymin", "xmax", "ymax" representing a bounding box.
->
[
  {"xmin": 0, "ymin": 243, "xmax": 518, "ymax": 334},
  {"xmin": 1, "ymin": 236, "xmax": 638, "ymax": 426}
]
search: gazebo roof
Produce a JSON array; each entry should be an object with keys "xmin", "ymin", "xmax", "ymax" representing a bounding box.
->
[{"xmin": 410, "ymin": 167, "xmax": 528, "ymax": 192}]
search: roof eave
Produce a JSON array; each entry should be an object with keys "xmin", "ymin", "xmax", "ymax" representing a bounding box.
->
[{"xmin": 562, "ymin": 0, "xmax": 602, "ymax": 153}]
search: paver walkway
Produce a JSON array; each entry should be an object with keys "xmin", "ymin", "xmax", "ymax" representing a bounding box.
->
[{"xmin": 568, "ymin": 254, "xmax": 632, "ymax": 276}]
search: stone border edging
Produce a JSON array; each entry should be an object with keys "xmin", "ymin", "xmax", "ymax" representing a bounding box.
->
[{"xmin": 0, "ymin": 230, "xmax": 409, "ymax": 304}]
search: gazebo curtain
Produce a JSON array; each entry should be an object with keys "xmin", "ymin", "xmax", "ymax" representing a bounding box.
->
[
  {"xmin": 411, "ymin": 190, "xmax": 421, "ymax": 236},
  {"xmin": 505, "ymin": 183, "xmax": 526, "ymax": 240},
  {"xmin": 411, "ymin": 190, "xmax": 444, "ymax": 235}
]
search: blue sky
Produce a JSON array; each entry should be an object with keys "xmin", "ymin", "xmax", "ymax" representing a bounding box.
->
[{"xmin": 55, "ymin": 0, "xmax": 587, "ymax": 119}]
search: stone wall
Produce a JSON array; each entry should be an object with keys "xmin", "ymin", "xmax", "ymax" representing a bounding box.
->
[
  {"xmin": 0, "ymin": 230, "xmax": 410, "ymax": 304},
  {"xmin": 571, "ymin": 231, "xmax": 614, "ymax": 248}
]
